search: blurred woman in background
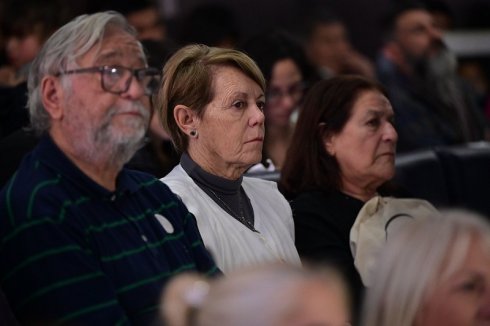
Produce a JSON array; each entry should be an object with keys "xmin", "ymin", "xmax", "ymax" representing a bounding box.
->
[{"xmin": 241, "ymin": 31, "xmax": 318, "ymax": 170}]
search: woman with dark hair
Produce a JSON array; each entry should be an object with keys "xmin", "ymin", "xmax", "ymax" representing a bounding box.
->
[
  {"xmin": 279, "ymin": 75, "xmax": 398, "ymax": 317},
  {"xmin": 241, "ymin": 31, "xmax": 318, "ymax": 170}
]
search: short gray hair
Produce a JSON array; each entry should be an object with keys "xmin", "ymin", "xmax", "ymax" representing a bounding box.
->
[
  {"xmin": 362, "ymin": 210, "xmax": 490, "ymax": 326},
  {"xmin": 28, "ymin": 11, "xmax": 140, "ymax": 134}
]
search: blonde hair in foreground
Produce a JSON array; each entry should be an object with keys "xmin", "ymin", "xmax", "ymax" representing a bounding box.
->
[
  {"xmin": 362, "ymin": 209, "xmax": 490, "ymax": 326},
  {"xmin": 161, "ymin": 263, "xmax": 351, "ymax": 326}
]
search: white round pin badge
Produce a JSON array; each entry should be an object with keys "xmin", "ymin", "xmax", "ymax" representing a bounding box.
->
[{"xmin": 155, "ymin": 214, "xmax": 175, "ymax": 234}]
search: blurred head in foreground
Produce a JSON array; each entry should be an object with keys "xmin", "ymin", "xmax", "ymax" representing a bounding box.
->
[{"xmin": 161, "ymin": 263, "xmax": 352, "ymax": 326}]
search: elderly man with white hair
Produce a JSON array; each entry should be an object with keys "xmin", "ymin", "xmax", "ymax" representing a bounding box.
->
[{"xmin": 0, "ymin": 11, "xmax": 218, "ymax": 325}]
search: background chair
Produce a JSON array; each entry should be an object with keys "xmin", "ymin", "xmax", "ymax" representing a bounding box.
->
[{"xmin": 393, "ymin": 149, "xmax": 450, "ymax": 208}]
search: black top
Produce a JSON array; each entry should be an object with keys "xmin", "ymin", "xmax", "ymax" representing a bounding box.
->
[{"xmin": 291, "ymin": 190, "xmax": 365, "ymax": 321}]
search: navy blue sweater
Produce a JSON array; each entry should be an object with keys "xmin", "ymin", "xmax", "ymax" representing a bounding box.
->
[{"xmin": 0, "ymin": 136, "xmax": 218, "ymax": 325}]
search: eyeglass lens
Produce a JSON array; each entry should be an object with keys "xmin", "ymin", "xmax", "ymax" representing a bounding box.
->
[{"xmin": 102, "ymin": 67, "xmax": 160, "ymax": 95}]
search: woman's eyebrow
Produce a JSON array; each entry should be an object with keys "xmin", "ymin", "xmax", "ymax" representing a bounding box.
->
[{"xmin": 365, "ymin": 108, "xmax": 393, "ymax": 117}]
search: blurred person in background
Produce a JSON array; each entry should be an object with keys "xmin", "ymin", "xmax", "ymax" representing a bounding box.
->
[
  {"xmin": 302, "ymin": 8, "xmax": 375, "ymax": 79},
  {"xmin": 376, "ymin": 1, "xmax": 487, "ymax": 152},
  {"xmin": 0, "ymin": 0, "xmax": 70, "ymax": 86},
  {"xmin": 98, "ymin": 0, "xmax": 167, "ymax": 42},
  {"xmin": 422, "ymin": 0, "xmax": 490, "ymax": 122},
  {"xmin": 124, "ymin": 0, "xmax": 166, "ymax": 42},
  {"xmin": 241, "ymin": 30, "xmax": 319, "ymax": 170},
  {"xmin": 0, "ymin": 0, "xmax": 72, "ymax": 138},
  {"xmin": 176, "ymin": 3, "xmax": 241, "ymax": 48},
  {"xmin": 363, "ymin": 210, "xmax": 490, "ymax": 326}
]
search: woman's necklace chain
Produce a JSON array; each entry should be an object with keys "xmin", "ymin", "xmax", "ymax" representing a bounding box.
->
[{"xmin": 208, "ymin": 189, "xmax": 258, "ymax": 233}]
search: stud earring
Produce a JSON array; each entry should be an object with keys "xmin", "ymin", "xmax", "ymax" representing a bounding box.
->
[{"xmin": 190, "ymin": 130, "xmax": 198, "ymax": 137}]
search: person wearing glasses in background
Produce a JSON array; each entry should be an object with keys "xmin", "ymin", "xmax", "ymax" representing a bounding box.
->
[
  {"xmin": 241, "ymin": 31, "xmax": 319, "ymax": 170},
  {"xmin": 0, "ymin": 12, "xmax": 218, "ymax": 325}
]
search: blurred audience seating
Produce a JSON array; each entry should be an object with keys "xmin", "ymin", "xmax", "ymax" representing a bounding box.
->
[
  {"xmin": 388, "ymin": 142, "xmax": 490, "ymax": 217},
  {"xmin": 245, "ymin": 170, "xmax": 281, "ymax": 182},
  {"xmin": 393, "ymin": 149, "xmax": 450, "ymax": 207},
  {"xmin": 434, "ymin": 142, "xmax": 490, "ymax": 217}
]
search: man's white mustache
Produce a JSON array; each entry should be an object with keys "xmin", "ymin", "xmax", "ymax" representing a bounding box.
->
[{"xmin": 107, "ymin": 102, "xmax": 151, "ymax": 123}]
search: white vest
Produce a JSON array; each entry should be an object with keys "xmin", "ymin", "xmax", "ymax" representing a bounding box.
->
[{"xmin": 161, "ymin": 165, "xmax": 301, "ymax": 273}]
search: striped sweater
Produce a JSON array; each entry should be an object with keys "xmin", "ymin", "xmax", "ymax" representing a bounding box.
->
[{"xmin": 0, "ymin": 136, "xmax": 218, "ymax": 325}]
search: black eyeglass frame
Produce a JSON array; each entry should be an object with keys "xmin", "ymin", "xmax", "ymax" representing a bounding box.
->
[{"xmin": 55, "ymin": 65, "xmax": 161, "ymax": 96}]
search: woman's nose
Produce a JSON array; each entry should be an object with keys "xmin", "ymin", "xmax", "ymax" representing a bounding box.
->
[
  {"xmin": 383, "ymin": 122, "xmax": 398, "ymax": 142},
  {"xmin": 250, "ymin": 105, "xmax": 265, "ymax": 126},
  {"xmin": 279, "ymin": 92, "xmax": 297, "ymax": 108}
]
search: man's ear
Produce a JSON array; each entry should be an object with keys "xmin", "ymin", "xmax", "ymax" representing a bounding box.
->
[
  {"xmin": 40, "ymin": 75, "xmax": 64, "ymax": 120},
  {"xmin": 173, "ymin": 104, "xmax": 199, "ymax": 136}
]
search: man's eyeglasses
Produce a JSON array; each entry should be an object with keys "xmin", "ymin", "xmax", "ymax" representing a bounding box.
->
[
  {"xmin": 266, "ymin": 82, "xmax": 306, "ymax": 105},
  {"xmin": 56, "ymin": 65, "xmax": 161, "ymax": 96}
]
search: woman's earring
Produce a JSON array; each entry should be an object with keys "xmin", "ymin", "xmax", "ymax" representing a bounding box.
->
[{"xmin": 190, "ymin": 130, "xmax": 198, "ymax": 138}]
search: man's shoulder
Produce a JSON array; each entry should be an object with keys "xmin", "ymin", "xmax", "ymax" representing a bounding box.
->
[
  {"xmin": 122, "ymin": 168, "xmax": 187, "ymax": 216},
  {"xmin": 123, "ymin": 167, "xmax": 160, "ymax": 184},
  {"xmin": 0, "ymin": 150, "xmax": 55, "ymax": 200},
  {"xmin": 0, "ymin": 155, "xmax": 65, "ymax": 234},
  {"xmin": 124, "ymin": 168, "xmax": 176, "ymax": 197}
]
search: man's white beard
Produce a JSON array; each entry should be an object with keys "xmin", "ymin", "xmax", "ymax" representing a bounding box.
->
[
  {"xmin": 414, "ymin": 43, "xmax": 473, "ymax": 140},
  {"xmin": 410, "ymin": 41, "xmax": 458, "ymax": 82},
  {"xmin": 64, "ymin": 99, "xmax": 151, "ymax": 169},
  {"xmin": 91, "ymin": 103, "xmax": 150, "ymax": 167},
  {"xmin": 425, "ymin": 45, "xmax": 458, "ymax": 81}
]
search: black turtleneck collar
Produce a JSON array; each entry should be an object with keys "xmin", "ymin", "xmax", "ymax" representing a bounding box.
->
[
  {"xmin": 180, "ymin": 152, "xmax": 255, "ymax": 231},
  {"xmin": 180, "ymin": 152, "xmax": 242, "ymax": 195}
]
